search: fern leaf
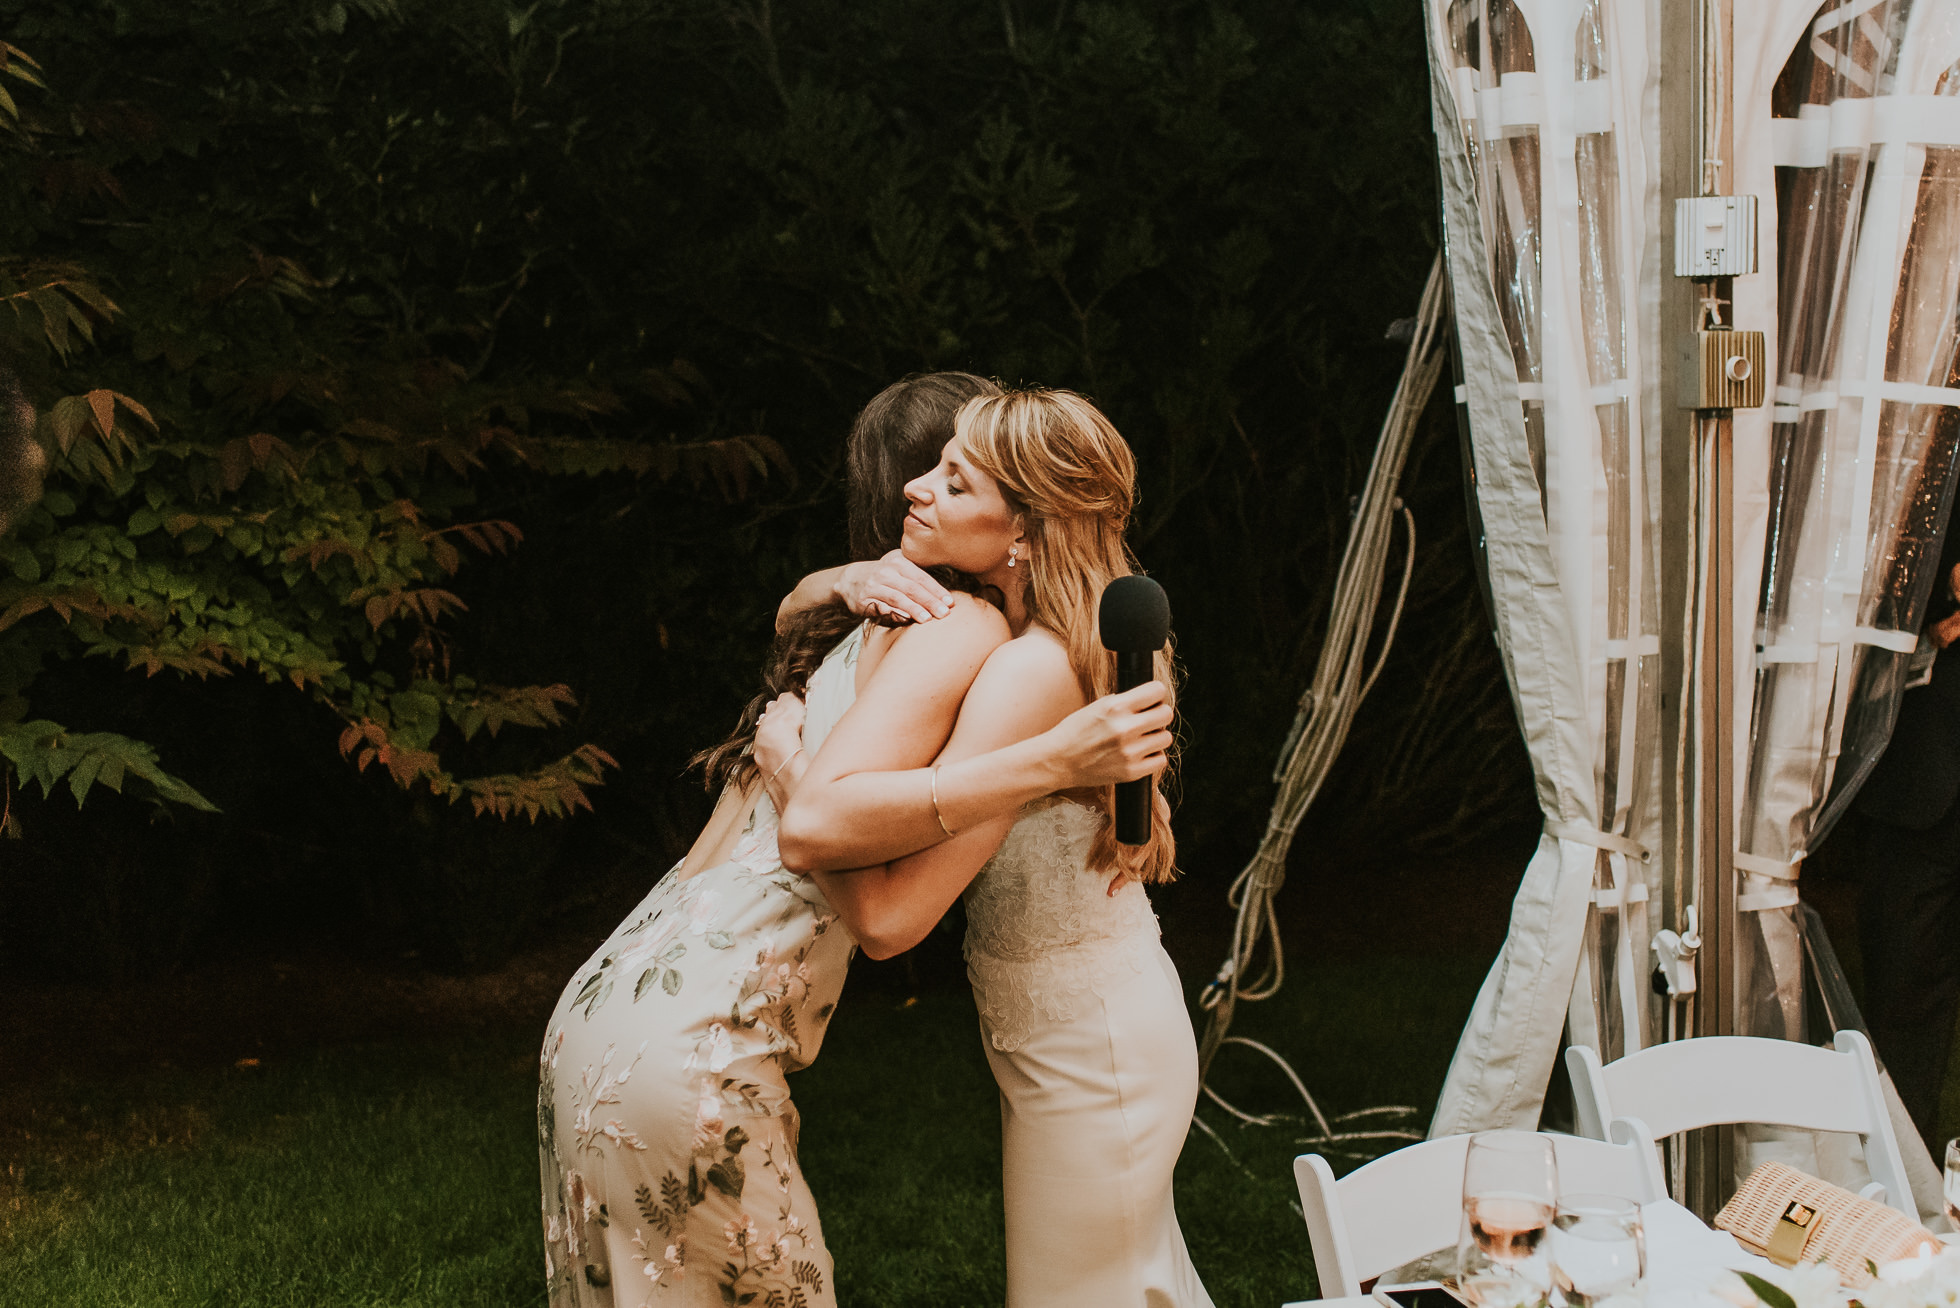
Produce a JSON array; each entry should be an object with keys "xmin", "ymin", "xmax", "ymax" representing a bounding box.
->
[
  {"xmin": 460, "ymin": 744, "xmax": 618, "ymax": 821},
  {"xmin": 442, "ymin": 682, "xmax": 576, "ymax": 740},
  {"xmin": 356, "ymin": 587, "xmax": 467, "ymax": 631},
  {"xmin": 0, "ymin": 720, "xmax": 216, "ymax": 811}
]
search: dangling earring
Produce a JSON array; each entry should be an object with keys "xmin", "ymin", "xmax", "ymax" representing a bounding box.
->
[{"xmin": 1008, "ymin": 545, "xmax": 1018, "ymax": 568}]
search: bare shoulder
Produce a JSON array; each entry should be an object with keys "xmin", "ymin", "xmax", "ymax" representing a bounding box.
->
[
  {"xmin": 890, "ymin": 591, "xmax": 1007, "ymax": 649},
  {"xmin": 944, "ymin": 589, "xmax": 1011, "ymax": 634},
  {"xmin": 971, "ymin": 625, "xmax": 1079, "ymax": 699},
  {"xmin": 860, "ymin": 591, "xmax": 1009, "ymax": 682},
  {"xmin": 942, "ymin": 624, "xmax": 1083, "ymax": 747}
]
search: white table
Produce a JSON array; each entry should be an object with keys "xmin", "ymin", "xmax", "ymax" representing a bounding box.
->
[{"xmin": 1282, "ymin": 1199, "xmax": 1775, "ymax": 1308}]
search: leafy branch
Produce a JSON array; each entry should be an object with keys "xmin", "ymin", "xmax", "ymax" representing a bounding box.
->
[
  {"xmin": 0, "ymin": 35, "xmax": 792, "ymax": 825},
  {"xmin": 0, "ymin": 720, "xmax": 217, "ymax": 811}
]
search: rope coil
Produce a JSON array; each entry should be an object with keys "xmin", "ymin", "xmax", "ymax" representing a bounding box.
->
[{"xmin": 1192, "ymin": 254, "xmax": 1451, "ymax": 1159}]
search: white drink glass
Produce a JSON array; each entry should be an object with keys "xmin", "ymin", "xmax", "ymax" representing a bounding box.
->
[
  {"xmin": 1550, "ymin": 1193, "xmax": 1646, "ymax": 1308},
  {"xmin": 1458, "ymin": 1131, "xmax": 1558, "ymax": 1308}
]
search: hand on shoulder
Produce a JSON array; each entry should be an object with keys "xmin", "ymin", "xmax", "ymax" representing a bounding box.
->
[{"xmin": 866, "ymin": 589, "xmax": 1009, "ymax": 659}]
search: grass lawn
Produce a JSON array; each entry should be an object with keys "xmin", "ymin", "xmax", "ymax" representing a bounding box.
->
[{"xmin": 0, "ymin": 954, "xmax": 1489, "ymax": 1307}]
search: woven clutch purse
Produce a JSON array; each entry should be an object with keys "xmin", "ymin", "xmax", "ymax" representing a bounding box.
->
[{"xmin": 1713, "ymin": 1160, "xmax": 1938, "ymax": 1284}]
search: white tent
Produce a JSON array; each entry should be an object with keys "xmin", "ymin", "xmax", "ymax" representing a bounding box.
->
[
  {"xmin": 1424, "ymin": 0, "xmax": 1666, "ymax": 1135},
  {"xmin": 1423, "ymin": 0, "xmax": 1960, "ymax": 1215}
]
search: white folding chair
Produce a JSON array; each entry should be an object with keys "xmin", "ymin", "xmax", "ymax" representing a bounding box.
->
[
  {"xmin": 1292, "ymin": 1119, "xmax": 1664, "ymax": 1301},
  {"xmin": 1564, "ymin": 1030, "xmax": 1913, "ymax": 1216}
]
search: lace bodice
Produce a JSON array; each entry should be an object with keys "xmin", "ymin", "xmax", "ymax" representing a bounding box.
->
[{"xmin": 962, "ymin": 797, "xmax": 1162, "ymax": 1051}]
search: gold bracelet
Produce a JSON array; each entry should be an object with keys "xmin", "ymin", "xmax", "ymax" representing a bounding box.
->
[
  {"xmin": 768, "ymin": 747, "xmax": 804, "ymax": 784},
  {"xmin": 929, "ymin": 766, "xmax": 956, "ymax": 837}
]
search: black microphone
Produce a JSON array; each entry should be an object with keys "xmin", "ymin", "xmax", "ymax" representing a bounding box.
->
[{"xmin": 1098, "ymin": 574, "xmax": 1171, "ymax": 845}]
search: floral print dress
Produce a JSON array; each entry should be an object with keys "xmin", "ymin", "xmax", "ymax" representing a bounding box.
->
[{"xmin": 539, "ymin": 626, "xmax": 864, "ymax": 1308}]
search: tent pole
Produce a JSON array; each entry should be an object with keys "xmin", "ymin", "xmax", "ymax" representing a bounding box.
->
[
  {"xmin": 1688, "ymin": 404, "xmax": 1737, "ymax": 1214},
  {"xmin": 1658, "ymin": 0, "xmax": 1739, "ymax": 1217},
  {"xmin": 1657, "ymin": 0, "xmax": 1698, "ymax": 1017}
]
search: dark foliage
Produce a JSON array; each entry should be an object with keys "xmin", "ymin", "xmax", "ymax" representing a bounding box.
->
[{"xmin": 0, "ymin": 0, "xmax": 1532, "ymax": 975}]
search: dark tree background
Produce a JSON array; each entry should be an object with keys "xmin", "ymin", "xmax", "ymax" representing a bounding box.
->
[{"xmin": 0, "ymin": 0, "xmax": 1531, "ymax": 977}]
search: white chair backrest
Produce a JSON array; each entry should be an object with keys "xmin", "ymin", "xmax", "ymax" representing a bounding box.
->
[
  {"xmin": 1294, "ymin": 1120, "xmax": 1664, "ymax": 1299},
  {"xmin": 1564, "ymin": 1031, "xmax": 1913, "ymax": 1217}
]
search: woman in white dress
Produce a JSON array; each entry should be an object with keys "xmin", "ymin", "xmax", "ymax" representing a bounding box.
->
[{"xmin": 762, "ymin": 388, "xmax": 1214, "ymax": 1308}]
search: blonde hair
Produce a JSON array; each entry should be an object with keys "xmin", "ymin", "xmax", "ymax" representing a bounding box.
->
[{"xmin": 954, "ymin": 388, "xmax": 1179, "ymax": 884}]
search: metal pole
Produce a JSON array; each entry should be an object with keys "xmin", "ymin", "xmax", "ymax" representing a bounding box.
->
[{"xmin": 1659, "ymin": 0, "xmax": 1738, "ymax": 1218}]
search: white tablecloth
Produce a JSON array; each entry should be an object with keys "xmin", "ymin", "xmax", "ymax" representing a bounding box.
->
[{"xmin": 1283, "ymin": 1199, "xmax": 1775, "ymax": 1308}]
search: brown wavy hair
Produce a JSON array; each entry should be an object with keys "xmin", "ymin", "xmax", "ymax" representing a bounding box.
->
[
  {"xmin": 955, "ymin": 388, "xmax": 1179, "ymax": 884},
  {"xmin": 692, "ymin": 371, "xmax": 1003, "ymax": 792}
]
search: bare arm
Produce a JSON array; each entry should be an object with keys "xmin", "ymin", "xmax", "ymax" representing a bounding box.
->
[
  {"xmin": 763, "ymin": 591, "xmax": 1010, "ymax": 843},
  {"xmin": 774, "ymin": 551, "xmax": 954, "ymax": 633},
  {"xmin": 776, "ymin": 566, "xmax": 848, "ymax": 633},
  {"xmin": 777, "ymin": 679, "xmax": 1172, "ymax": 873},
  {"xmin": 805, "ymin": 634, "xmax": 1088, "ymax": 959}
]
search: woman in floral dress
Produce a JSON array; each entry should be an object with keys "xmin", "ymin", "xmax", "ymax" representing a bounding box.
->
[
  {"xmin": 538, "ymin": 617, "xmax": 872, "ymax": 1307},
  {"xmin": 536, "ymin": 374, "xmax": 1175, "ymax": 1308}
]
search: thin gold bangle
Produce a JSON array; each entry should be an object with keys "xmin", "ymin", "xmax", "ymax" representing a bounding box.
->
[
  {"xmin": 929, "ymin": 766, "xmax": 956, "ymax": 837},
  {"xmin": 769, "ymin": 747, "xmax": 804, "ymax": 784}
]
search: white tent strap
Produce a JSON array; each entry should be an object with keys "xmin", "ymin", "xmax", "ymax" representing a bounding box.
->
[
  {"xmin": 1772, "ymin": 378, "xmax": 1960, "ymax": 423},
  {"xmin": 1604, "ymin": 634, "xmax": 1661, "ymax": 660},
  {"xmin": 1758, "ymin": 626, "xmax": 1919, "ymax": 661},
  {"xmin": 1811, "ymin": 0, "xmax": 1887, "ymax": 39},
  {"xmin": 1475, "ymin": 74, "xmax": 1544, "ymax": 142},
  {"xmin": 1591, "ymin": 880, "xmax": 1650, "ymax": 910},
  {"xmin": 1452, "ymin": 68, "xmax": 1619, "ymax": 140},
  {"xmin": 1736, "ymin": 850, "xmax": 1804, "ymax": 912},
  {"xmin": 1734, "ymin": 849, "xmax": 1803, "ymax": 880},
  {"xmin": 1545, "ymin": 818, "xmax": 1653, "ymax": 864},
  {"xmin": 1770, "ymin": 96, "xmax": 1960, "ymax": 167},
  {"xmin": 1739, "ymin": 884, "xmax": 1803, "ymax": 913},
  {"xmin": 1452, "ymin": 380, "xmax": 1631, "ymax": 406}
]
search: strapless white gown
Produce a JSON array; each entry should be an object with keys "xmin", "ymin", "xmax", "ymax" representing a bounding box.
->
[{"xmin": 964, "ymin": 798, "xmax": 1216, "ymax": 1307}]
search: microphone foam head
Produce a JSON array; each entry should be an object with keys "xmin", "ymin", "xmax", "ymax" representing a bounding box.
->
[{"xmin": 1099, "ymin": 574, "xmax": 1171, "ymax": 653}]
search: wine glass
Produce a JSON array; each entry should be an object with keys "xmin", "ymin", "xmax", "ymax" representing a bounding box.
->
[
  {"xmin": 1550, "ymin": 1193, "xmax": 1646, "ymax": 1308},
  {"xmin": 1458, "ymin": 1131, "xmax": 1558, "ymax": 1308},
  {"xmin": 1942, "ymin": 1138, "xmax": 1960, "ymax": 1232}
]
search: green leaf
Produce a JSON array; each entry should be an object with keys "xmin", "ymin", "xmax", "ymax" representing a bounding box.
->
[
  {"xmin": 2, "ymin": 542, "xmax": 41, "ymax": 582},
  {"xmin": 633, "ymin": 968, "xmax": 658, "ymax": 1001},
  {"xmin": 389, "ymin": 689, "xmax": 442, "ymax": 750},
  {"xmin": 66, "ymin": 750, "xmax": 104, "ymax": 805},
  {"xmin": 660, "ymin": 967, "xmax": 683, "ymax": 996},
  {"xmin": 704, "ymin": 1156, "xmax": 744, "ymax": 1200},
  {"xmin": 127, "ymin": 507, "xmax": 162, "ymax": 536},
  {"xmin": 705, "ymin": 930, "xmax": 734, "ymax": 950},
  {"xmin": 0, "ymin": 721, "xmax": 216, "ymax": 812},
  {"xmin": 1738, "ymin": 1272, "xmax": 1797, "ymax": 1308}
]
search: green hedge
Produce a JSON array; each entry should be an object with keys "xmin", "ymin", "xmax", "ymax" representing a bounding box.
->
[{"xmin": 0, "ymin": 0, "xmax": 1530, "ymax": 973}]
